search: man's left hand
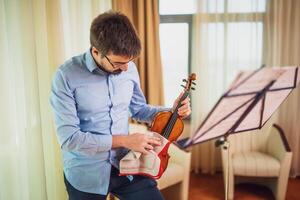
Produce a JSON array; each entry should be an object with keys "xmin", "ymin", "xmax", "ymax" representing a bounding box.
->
[{"xmin": 172, "ymin": 92, "xmax": 191, "ymax": 119}]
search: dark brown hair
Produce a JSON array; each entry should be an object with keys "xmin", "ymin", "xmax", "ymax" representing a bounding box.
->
[{"xmin": 90, "ymin": 11, "xmax": 141, "ymax": 58}]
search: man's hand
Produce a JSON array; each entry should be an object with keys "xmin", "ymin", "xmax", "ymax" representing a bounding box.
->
[
  {"xmin": 112, "ymin": 134, "xmax": 162, "ymax": 154},
  {"xmin": 172, "ymin": 92, "xmax": 191, "ymax": 119},
  {"xmin": 125, "ymin": 133, "xmax": 162, "ymax": 154}
]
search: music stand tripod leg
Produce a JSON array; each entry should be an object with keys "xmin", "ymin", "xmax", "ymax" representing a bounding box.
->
[{"xmin": 216, "ymin": 136, "xmax": 230, "ymax": 200}]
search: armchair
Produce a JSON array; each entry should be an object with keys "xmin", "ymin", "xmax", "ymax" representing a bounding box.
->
[{"xmin": 221, "ymin": 123, "xmax": 292, "ymax": 200}]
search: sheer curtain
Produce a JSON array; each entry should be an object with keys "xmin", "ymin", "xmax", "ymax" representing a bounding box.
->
[
  {"xmin": 0, "ymin": 0, "xmax": 111, "ymax": 199},
  {"xmin": 265, "ymin": 0, "xmax": 300, "ymax": 177},
  {"xmin": 190, "ymin": 0, "xmax": 269, "ymax": 173},
  {"xmin": 61, "ymin": 0, "xmax": 111, "ymax": 59},
  {"xmin": 190, "ymin": 0, "xmax": 300, "ymax": 175}
]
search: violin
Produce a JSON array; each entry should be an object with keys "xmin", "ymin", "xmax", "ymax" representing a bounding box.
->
[{"xmin": 150, "ymin": 73, "xmax": 196, "ymax": 174}]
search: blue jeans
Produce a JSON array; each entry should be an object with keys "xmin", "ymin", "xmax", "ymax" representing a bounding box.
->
[{"xmin": 64, "ymin": 167, "xmax": 164, "ymax": 200}]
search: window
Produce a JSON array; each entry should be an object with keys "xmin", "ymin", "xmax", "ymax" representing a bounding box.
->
[
  {"xmin": 159, "ymin": 1, "xmax": 194, "ymax": 107},
  {"xmin": 159, "ymin": 0, "xmax": 266, "ymax": 106},
  {"xmin": 159, "ymin": 23, "xmax": 190, "ymax": 107}
]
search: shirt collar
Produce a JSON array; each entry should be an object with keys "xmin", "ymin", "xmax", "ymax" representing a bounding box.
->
[{"xmin": 85, "ymin": 49, "xmax": 108, "ymax": 75}]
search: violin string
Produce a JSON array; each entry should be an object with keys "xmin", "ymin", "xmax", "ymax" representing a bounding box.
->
[
  {"xmin": 166, "ymin": 92, "xmax": 189, "ymax": 137},
  {"xmin": 163, "ymin": 95, "xmax": 183, "ymax": 138},
  {"xmin": 163, "ymin": 107, "xmax": 178, "ymax": 138},
  {"xmin": 164, "ymin": 114, "xmax": 177, "ymax": 138},
  {"xmin": 163, "ymin": 91, "xmax": 189, "ymax": 139}
]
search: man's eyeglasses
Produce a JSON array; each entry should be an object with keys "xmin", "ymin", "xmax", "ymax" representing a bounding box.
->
[{"xmin": 104, "ymin": 55, "xmax": 133, "ymax": 68}]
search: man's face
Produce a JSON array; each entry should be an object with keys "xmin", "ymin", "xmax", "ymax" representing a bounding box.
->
[{"xmin": 91, "ymin": 47, "xmax": 133, "ymax": 74}]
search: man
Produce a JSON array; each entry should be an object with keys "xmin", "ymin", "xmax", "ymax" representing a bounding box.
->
[{"xmin": 50, "ymin": 11, "xmax": 191, "ymax": 200}]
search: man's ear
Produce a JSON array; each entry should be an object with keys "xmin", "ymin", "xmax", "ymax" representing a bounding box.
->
[{"xmin": 91, "ymin": 47, "xmax": 99, "ymax": 56}]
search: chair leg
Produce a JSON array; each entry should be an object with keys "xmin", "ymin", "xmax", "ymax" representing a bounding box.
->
[
  {"xmin": 227, "ymin": 173, "xmax": 234, "ymax": 200},
  {"xmin": 180, "ymin": 181, "xmax": 189, "ymax": 200},
  {"xmin": 275, "ymin": 176, "xmax": 289, "ymax": 200}
]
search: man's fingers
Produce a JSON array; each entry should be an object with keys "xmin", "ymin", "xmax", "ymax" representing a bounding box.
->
[
  {"xmin": 148, "ymin": 136, "xmax": 161, "ymax": 141},
  {"xmin": 178, "ymin": 102, "xmax": 190, "ymax": 111},
  {"xmin": 178, "ymin": 106, "xmax": 191, "ymax": 114},
  {"xmin": 146, "ymin": 137, "xmax": 161, "ymax": 146},
  {"xmin": 177, "ymin": 91, "xmax": 184, "ymax": 100},
  {"xmin": 178, "ymin": 101, "xmax": 191, "ymax": 115},
  {"xmin": 141, "ymin": 148, "xmax": 149, "ymax": 154},
  {"xmin": 180, "ymin": 97, "xmax": 190, "ymax": 105},
  {"xmin": 174, "ymin": 92, "xmax": 184, "ymax": 106},
  {"xmin": 178, "ymin": 104, "xmax": 190, "ymax": 115},
  {"xmin": 180, "ymin": 110, "xmax": 191, "ymax": 116},
  {"xmin": 145, "ymin": 144, "xmax": 154, "ymax": 150},
  {"xmin": 176, "ymin": 97, "xmax": 190, "ymax": 110},
  {"xmin": 178, "ymin": 109, "xmax": 191, "ymax": 118},
  {"xmin": 147, "ymin": 137, "xmax": 162, "ymax": 146}
]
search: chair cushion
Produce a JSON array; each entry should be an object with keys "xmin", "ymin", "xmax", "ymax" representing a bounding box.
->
[
  {"xmin": 232, "ymin": 151, "xmax": 280, "ymax": 177},
  {"xmin": 157, "ymin": 162, "xmax": 184, "ymax": 190}
]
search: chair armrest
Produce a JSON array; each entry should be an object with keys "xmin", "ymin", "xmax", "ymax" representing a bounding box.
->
[
  {"xmin": 165, "ymin": 143, "xmax": 191, "ymax": 200},
  {"xmin": 266, "ymin": 124, "xmax": 291, "ymax": 162},
  {"xmin": 169, "ymin": 143, "xmax": 191, "ymax": 166},
  {"xmin": 129, "ymin": 122, "xmax": 148, "ymax": 133}
]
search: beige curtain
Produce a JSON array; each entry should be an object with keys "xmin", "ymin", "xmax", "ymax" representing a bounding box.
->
[
  {"xmin": 265, "ymin": 0, "xmax": 300, "ymax": 177},
  {"xmin": 190, "ymin": 0, "xmax": 273, "ymax": 173},
  {"xmin": 0, "ymin": 0, "xmax": 111, "ymax": 199},
  {"xmin": 112, "ymin": 0, "xmax": 164, "ymax": 105},
  {"xmin": 60, "ymin": 0, "xmax": 112, "ymax": 59}
]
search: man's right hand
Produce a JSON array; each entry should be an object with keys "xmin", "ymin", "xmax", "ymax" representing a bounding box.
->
[{"xmin": 112, "ymin": 133, "xmax": 162, "ymax": 154}]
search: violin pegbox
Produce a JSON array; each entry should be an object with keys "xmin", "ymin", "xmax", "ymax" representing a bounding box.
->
[{"xmin": 181, "ymin": 73, "xmax": 197, "ymax": 91}]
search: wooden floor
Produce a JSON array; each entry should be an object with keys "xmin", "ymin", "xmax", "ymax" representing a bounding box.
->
[{"xmin": 189, "ymin": 172, "xmax": 300, "ymax": 200}]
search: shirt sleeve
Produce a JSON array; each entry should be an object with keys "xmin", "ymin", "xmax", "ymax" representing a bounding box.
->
[
  {"xmin": 50, "ymin": 69, "xmax": 112, "ymax": 156},
  {"xmin": 129, "ymin": 65, "xmax": 170, "ymax": 124}
]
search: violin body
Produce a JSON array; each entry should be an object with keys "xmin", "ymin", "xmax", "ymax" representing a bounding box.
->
[{"xmin": 150, "ymin": 111, "xmax": 184, "ymax": 142}]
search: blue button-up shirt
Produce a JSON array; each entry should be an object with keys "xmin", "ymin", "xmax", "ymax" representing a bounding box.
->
[{"xmin": 50, "ymin": 50, "xmax": 167, "ymax": 195}]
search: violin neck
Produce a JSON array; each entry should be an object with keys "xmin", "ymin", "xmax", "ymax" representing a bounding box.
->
[
  {"xmin": 162, "ymin": 90, "xmax": 189, "ymax": 138},
  {"xmin": 173, "ymin": 90, "xmax": 189, "ymax": 115}
]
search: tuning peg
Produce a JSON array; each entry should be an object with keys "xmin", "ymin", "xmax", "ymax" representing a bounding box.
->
[
  {"xmin": 191, "ymin": 87, "xmax": 195, "ymax": 90},
  {"xmin": 182, "ymin": 79, "xmax": 187, "ymax": 82},
  {"xmin": 181, "ymin": 85, "xmax": 185, "ymax": 88},
  {"xmin": 192, "ymin": 82, "xmax": 196, "ymax": 85}
]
